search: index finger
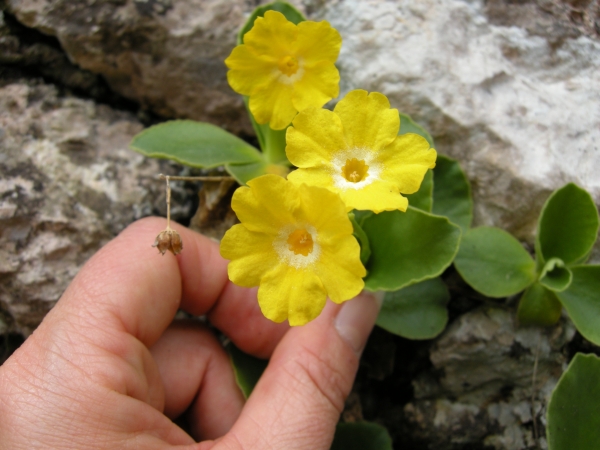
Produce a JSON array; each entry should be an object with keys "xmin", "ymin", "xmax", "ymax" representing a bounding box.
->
[{"xmin": 56, "ymin": 217, "xmax": 288, "ymax": 356}]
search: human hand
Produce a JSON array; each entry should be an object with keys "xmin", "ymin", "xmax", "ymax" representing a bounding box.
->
[{"xmin": 0, "ymin": 217, "xmax": 381, "ymax": 449}]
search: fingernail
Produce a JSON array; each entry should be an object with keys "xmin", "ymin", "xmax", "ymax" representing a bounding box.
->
[{"xmin": 334, "ymin": 291, "xmax": 384, "ymax": 355}]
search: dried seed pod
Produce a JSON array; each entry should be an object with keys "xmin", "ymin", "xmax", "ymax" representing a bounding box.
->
[{"xmin": 153, "ymin": 229, "xmax": 183, "ymax": 255}]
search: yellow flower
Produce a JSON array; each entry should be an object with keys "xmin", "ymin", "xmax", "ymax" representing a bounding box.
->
[
  {"xmin": 225, "ymin": 10, "xmax": 341, "ymax": 130},
  {"xmin": 220, "ymin": 174, "xmax": 365, "ymax": 326},
  {"xmin": 286, "ymin": 89, "xmax": 437, "ymax": 213}
]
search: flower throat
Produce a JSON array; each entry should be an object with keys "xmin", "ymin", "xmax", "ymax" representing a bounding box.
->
[
  {"xmin": 287, "ymin": 229, "xmax": 314, "ymax": 256},
  {"xmin": 342, "ymin": 158, "xmax": 369, "ymax": 183}
]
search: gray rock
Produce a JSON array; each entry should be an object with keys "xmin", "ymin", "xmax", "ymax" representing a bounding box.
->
[
  {"xmin": 317, "ymin": 0, "xmax": 600, "ymax": 252},
  {"xmin": 0, "ymin": 81, "xmax": 191, "ymax": 335},
  {"xmin": 6, "ymin": 0, "xmax": 261, "ymax": 136},
  {"xmin": 7, "ymin": 0, "xmax": 598, "ymax": 251},
  {"xmin": 405, "ymin": 307, "xmax": 575, "ymax": 449}
]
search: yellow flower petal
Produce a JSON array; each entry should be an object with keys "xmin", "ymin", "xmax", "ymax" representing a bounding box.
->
[
  {"xmin": 340, "ymin": 180, "xmax": 409, "ymax": 213},
  {"xmin": 287, "ymin": 166, "xmax": 332, "ymax": 192},
  {"xmin": 220, "ymin": 224, "xmax": 278, "ymax": 287},
  {"xmin": 380, "ymin": 133, "xmax": 437, "ymax": 194},
  {"xmin": 296, "ymin": 182, "xmax": 353, "ymax": 242},
  {"xmin": 249, "ymin": 80, "xmax": 297, "ymax": 130},
  {"xmin": 225, "ymin": 45, "xmax": 276, "ymax": 95},
  {"xmin": 316, "ymin": 238, "xmax": 365, "ymax": 304},
  {"xmin": 286, "ymin": 107, "xmax": 345, "ymax": 168},
  {"xmin": 232, "ymin": 175, "xmax": 298, "ymax": 234},
  {"xmin": 243, "ymin": 11, "xmax": 297, "ymax": 58},
  {"xmin": 258, "ymin": 264, "xmax": 327, "ymax": 325},
  {"xmin": 221, "ymin": 175, "xmax": 365, "ymax": 326},
  {"xmin": 334, "ymin": 90, "xmax": 399, "ymax": 151},
  {"xmin": 225, "ymin": 11, "xmax": 342, "ymax": 130},
  {"xmin": 293, "ymin": 20, "xmax": 341, "ymax": 66},
  {"xmin": 292, "ymin": 62, "xmax": 340, "ymax": 113}
]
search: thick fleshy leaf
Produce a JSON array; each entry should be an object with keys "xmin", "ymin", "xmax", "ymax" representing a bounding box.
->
[
  {"xmin": 399, "ymin": 112, "xmax": 435, "ymax": 148},
  {"xmin": 536, "ymin": 183, "xmax": 599, "ymax": 265},
  {"xmin": 432, "ymin": 155, "xmax": 473, "ymax": 233},
  {"xmin": 362, "ymin": 207, "xmax": 461, "ymax": 291},
  {"xmin": 237, "ymin": 1, "xmax": 305, "ymax": 45},
  {"xmin": 130, "ymin": 120, "xmax": 263, "ymax": 168},
  {"xmin": 406, "ymin": 169, "xmax": 433, "ymax": 212},
  {"xmin": 539, "ymin": 258, "xmax": 573, "ymax": 292},
  {"xmin": 517, "ymin": 282, "xmax": 562, "ymax": 326},
  {"xmin": 454, "ymin": 227, "xmax": 536, "ymax": 298},
  {"xmin": 376, "ymin": 278, "xmax": 449, "ymax": 339},
  {"xmin": 556, "ymin": 265, "xmax": 600, "ymax": 346},
  {"xmin": 331, "ymin": 422, "xmax": 393, "ymax": 450},
  {"xmin": 226, "ymin": 343, "xmax": 268, "ymax": 399},
  {"xmin": 547, "ymin": 353, "xmax": 600, "ymax": 450}
]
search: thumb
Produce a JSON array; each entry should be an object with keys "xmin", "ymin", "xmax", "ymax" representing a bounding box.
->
[{"xmin": 213, "ymin": 291, "xmax": 382, "ymax": 450}]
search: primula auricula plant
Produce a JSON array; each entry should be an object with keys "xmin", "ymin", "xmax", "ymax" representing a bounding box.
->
[
  {"xmin": 130, "ymin": 1, "xmax": 461, "ymax": 330},
  {"xmin": 130, "ymin": 2, "xmax": 600, "ymax": 445}
]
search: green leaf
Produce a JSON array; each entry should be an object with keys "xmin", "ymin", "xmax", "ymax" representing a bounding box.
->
[
  {"xmin": 130, "ymin": 120, "xmax": 263, "ymax": 168},
  {"xmin": 517, "ymin": 282, "xmax": 562, "ymax": 326},
  {"xmin": 225, "ymin": 161, "xmax": 289, "ymax": 185},
  {"xmin": 431, "ymin": 155, "xmax": 473, "ymax": 233},
  {"xmin": 349, "ymin": 213, "xmax": 371, "ymax": 266},
  {"xmin": 536, "ymin": 183, "xmax": 599, "ymax": 265},
  {"xmin": 362, "ymin": 207, "xmax": 461, "ymax": 291},
  {"xmin": 539, "ymin": 258, "xmax": 573, "ymax": 292},
  {"xmin": 376, "ymin": 278, "xmax": 449, "ymax": 339},
  {"xmin": 331, "ymin": 422, "xmax": 393, "ymax": 450},
  {"xmin": 454, "ymin": 227, "xmax": 536, "ymax": 298},
  {"xmin": 226, "ymin": 343, "xmax": 268, "ymax": 399},
  {"xmin": 556, "ymin": 265, "xmax": 600, "ymax": 346},
  {"xmin": 547, "ymin": 353, "xmax": 600, "ymax": 450},
  {"xmin": 352, "ymin": 210, "xmax": 374, "ymax": 227},
  {"xmin": 399, "ymin": 112, "xmax": 434, "ymax": 148},
  {"xmin": 406, "ymin": 169, "xmax": 433, "ymax": 212},
  {"xmin": 237, "ymin": 1, "xmax": 305, "ymax": 45}
]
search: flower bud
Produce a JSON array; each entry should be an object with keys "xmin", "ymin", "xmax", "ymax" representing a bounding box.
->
[{"xmin": 153, "ymin": 229, "xmax": 183, "ymax": 255}]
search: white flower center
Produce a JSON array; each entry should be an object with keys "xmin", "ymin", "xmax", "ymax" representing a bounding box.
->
[
  {"xmin": 273, "ymin": 223, "xmax": 320, "ymax": 269},
  {"xmin": 331, "ymin": 148, "xmax": 381, "ymax": 190}
]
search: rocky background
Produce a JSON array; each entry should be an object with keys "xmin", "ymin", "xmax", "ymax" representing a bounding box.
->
[{"xmin": 1, "ymin": 0, "xmax": 599, "ymax": 449}]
